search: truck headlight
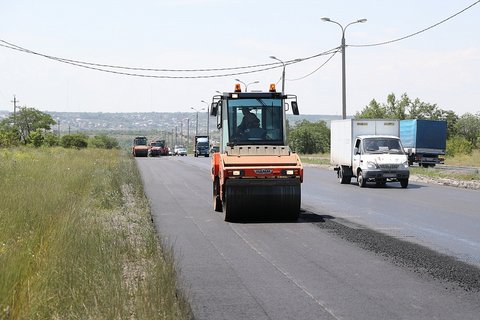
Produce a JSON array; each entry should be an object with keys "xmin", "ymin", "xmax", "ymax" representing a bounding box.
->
[
  {"xmin": 401, "ymin": 161, "xmax": 409, "ymax": 169},
  {"xmin": 367, "ymin": 161, "xmax": 378, "ymax": 169}
]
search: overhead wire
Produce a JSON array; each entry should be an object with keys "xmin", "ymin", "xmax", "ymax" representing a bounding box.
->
[
  {"xmin": 0, "ymin": 39, "xmax": 336, "ymax": 78},
  {"xmin": 0, "ymin": 0, "xmax": 478, "ymax": 79},
  {"xmin": 287, "ymin": 47, "xmax": 341, "ymax": 81},
  {"xmin": 350, "ymin": 0, "xmax": 480, "ymax": 48}
]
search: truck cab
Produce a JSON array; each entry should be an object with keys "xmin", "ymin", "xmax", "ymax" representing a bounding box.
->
[{"xmin": 353, "ymin": 135, "xmax": 410, "ymax": 187}]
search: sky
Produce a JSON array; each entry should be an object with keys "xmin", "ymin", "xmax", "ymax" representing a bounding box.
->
[{"xmin": 0, "ymin": 0, "xmax": 479, "ymax": 116}]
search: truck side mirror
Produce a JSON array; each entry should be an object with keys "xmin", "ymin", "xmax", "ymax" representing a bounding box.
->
[
  {"xmin": 354, "ymin": 147, "xmax": 360, "ymax": 155},
  {"xmin": 210, "ymin": 102, "xmax": 218, "ymax": 116},
  {"xmin": 291, "ymin": 101, "xmax": 299, "ymax": 115}
]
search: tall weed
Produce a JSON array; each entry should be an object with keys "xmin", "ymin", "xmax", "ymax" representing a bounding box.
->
[{"xmin": 0, "ymin": 148, "xmax": 190, "ymax": 319}]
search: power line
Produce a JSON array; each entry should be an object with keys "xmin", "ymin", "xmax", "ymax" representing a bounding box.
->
[
  {"xmin": 1, "ymin": 1, "xmax": 477, "ymax": 79},
  {"xmin": 350, "ymin": 0, "xmax": 480, "ymax": 48},
  {"xmin": 0, "ymin": 39, "xmax": 322, "ymax": 73},
  {"xmin": 287, "ymin": 48, "xmax": 341, "ymax": 81},
  {"xmin": 0, "ymin": 39, "xmax": 335, "ymax": 79}
]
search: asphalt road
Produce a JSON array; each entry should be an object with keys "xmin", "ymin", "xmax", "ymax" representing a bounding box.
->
[{"xmin": 137, "ymin": 156, "xmax": 480, "ymax": 320}]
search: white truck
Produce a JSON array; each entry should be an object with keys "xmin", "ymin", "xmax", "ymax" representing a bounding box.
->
[{"xmin": 330, "ymin": 119, "xmax": 410, "ymax": 188}]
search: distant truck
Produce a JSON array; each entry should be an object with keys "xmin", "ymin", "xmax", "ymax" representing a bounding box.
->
[
  {"xmin": 330, "ymin": 119, "xmax": 410, "ymax": 188},
  {"xmin": 400, "ymin": 119, "xmax": 447, "ymax": 167},
  {"xmin": 194, "ymin": 135, "xmax": 209, "ymax": 157},
  {"xmin": 148, "ymin": 139, "xmax": 168, "ymax": 157}
]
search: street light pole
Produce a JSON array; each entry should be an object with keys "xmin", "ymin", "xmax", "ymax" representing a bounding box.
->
[
  {"xmin": 321, "ymin": 17, "xmax": 367, "ymax": 119},
  {"xmin": 269, "ymin": 56, "xmax": 286, "ymax": 94},
  {"xmin": 191, "ymin": 107, "xmax": 205, "ymax": 137},
  {"xmin": 234, "ymin": 79, "xmax": 259, "ymax": 92},
  {"xmin": 201, "ymin": 100, "xmax": 210, "ymax": 138}
]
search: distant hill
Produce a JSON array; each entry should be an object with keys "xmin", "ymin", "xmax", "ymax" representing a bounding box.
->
[{"xmin": 1, "ymin": 110, "xmax": 343, "ymax": 132}]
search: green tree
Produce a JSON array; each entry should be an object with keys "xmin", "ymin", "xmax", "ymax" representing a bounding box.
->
[
  {"xmin": 26, "ymin": 128, "xmax": 45, "ymax": 147},
  {"xmin": 0, "ymin": 107, "xmax": 56, "ymax": 144},
  {"xmin": 0, "ymin": 127, "xmax": 21, "ymax": 147},
  {"xmin": 455, "ymin": 113, "xmax": 480, "ymax": 148},
  {"xmin": 385, "ymin": 93, "xmax": 409, "ymax": 120},
  {"xmin": 446, "ymin": 136, "xmax": 473, "ymax": 156},
  {"xmin": 356, "ymin": 93, "xmax": 460, "ymax": 139},
  {"xmin": 289, "ymin": 120, "xmax": 330, "ymax": 154},
  {"xmin": 89, "ymin": 134, "xmax": 119, "ymax": 149},
  {"xmin": 44, "ymin": 132, "xmax": 60, "ymax": 147},
  {"xmin": 408, "ymin": 98, "xmax": 443, "ymax": 120},
  {"xmin": 441, "ymin": 110, "xmax": 459, "ymax": 139},
  {"xmin": 355, "ymin": 99, "xmax": 387, "ymax": 119},
  {"xmin": 61, "ymin": 134, "xmax": 89, "ymax": 149}
]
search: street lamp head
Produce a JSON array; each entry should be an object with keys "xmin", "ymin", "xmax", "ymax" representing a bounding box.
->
[
  {"xmin": 269, "ymin": 55, "xmax": 277, "ymax": 60},
  {"xmin": 321, "ymin": 17, "xmax": 331, "ymax": 22},
  {"xmin": 357, "ymin": 18, "xmax": 367, "ymax": 23}
]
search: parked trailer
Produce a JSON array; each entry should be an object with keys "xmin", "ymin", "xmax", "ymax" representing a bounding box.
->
[
  {"xmin": 330, "ymin": 119, "xmax": 410, "ymax": 188},
  {"xmin": 400, "ymin": 119, "xmax": 447, "ymax": 167}
]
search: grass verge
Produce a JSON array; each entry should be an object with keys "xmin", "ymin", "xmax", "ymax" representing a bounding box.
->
[{"xmin": 0, "ymin": 147, "xmax": 191, "ymax": 319}]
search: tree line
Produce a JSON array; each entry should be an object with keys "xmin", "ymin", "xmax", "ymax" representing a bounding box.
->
[
  {"xmin": 288, "ymin": 93, "xmax": 480, "ymax": 155},
  {"xmin": 0, "ymin": 107, "xmax": 119, "ymax": 149}
]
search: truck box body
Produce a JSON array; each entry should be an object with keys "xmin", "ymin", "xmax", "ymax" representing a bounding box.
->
[
  {"xmin": 331, "ymin": 119, "xmax": 400, "ymax": 166},
  {"xmin": 400, "ymin": 120, "xmax": 447, "ymax": 155}
]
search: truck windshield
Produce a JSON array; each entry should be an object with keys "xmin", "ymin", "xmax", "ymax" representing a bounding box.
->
[
  {"xmin": 363, "ymin": 138, "xmax": 404, "ymax": 155},
  {"xmin": 227, "ymin": 98, "xmax": 284, "ymax": 145}
]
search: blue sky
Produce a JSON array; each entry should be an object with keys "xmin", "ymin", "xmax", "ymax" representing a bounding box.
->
[{"xmin": 0, "ymin": 0, "xmax": 479, "ymax": 116}]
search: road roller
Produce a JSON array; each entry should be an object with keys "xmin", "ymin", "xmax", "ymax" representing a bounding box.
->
[{"xmin": 210, "ymin": 83, "xmax": 303, "ymax": 222}]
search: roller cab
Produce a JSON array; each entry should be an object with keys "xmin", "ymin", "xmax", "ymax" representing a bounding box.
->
[
  {"xmin": 132, "ymin": 136, "xmax": 149, "ymax": 157},
  {"xmin": 210, "ymin": 84, "xmax": 302, "ymax": 221}
]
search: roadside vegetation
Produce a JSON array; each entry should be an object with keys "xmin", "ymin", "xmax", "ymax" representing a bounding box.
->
[{"xmin": 0, "ymin": 148, "xmax": 191, "ymax": 319}]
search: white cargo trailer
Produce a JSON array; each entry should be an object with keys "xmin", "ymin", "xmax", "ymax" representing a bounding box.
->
[{"xmin": 330, "ymin": 119, "xmax": 410, "ymax": 188}]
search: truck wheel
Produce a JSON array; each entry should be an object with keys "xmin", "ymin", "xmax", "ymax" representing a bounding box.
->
[
  {"xmin": 213, "ymin": 180, "xmax": 222, "ymax": 212},
  {"xmin": 224, "ymin": 185, "xmax": 239, "ymax": 222},
  {"xmin": 338, "ymin": 167, "xmax": 351, "ymax": 184},
  {"xmin": 358, "ymin": 173, "xmax": 366, "ymax": 188},
  {"xmin": 400, "ymin": 179, "xmax": 409, "ymax": 188}
]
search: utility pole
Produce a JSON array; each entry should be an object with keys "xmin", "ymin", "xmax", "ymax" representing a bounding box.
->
[{"xmin": 11, "ymin": 95, "xmax": 19, "ymax": 125}]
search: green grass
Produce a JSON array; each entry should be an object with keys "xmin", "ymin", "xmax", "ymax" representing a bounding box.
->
[
  {"xmin": 299, "ymin": 153, "xmax": 330, "ymax": 166},
  {"xmin": 445, "ymin": 149, "xmax": 480, "ymax": 167},
  {"xmin": 0, "ymin": 147, "xmax": 191, "ymax": 319}
]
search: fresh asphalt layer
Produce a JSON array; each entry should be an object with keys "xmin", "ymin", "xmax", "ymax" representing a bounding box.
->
[{"xmin": 137, "ymin": 156, "xmax": 480, "ymax": 320}]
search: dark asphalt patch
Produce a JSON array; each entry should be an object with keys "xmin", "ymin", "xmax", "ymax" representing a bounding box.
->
[{"xmin": 300, "ymin": 212, "xmax": 480, "ymax": 292}]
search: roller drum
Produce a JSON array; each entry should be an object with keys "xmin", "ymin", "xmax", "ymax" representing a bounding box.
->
[{"xmin": 224, "ymin": 179, "xmax": 301, "ymax": 222}]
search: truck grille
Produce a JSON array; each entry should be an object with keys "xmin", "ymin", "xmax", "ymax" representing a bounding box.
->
[{"xmin": 378, "ymin": 164, "xmax": 398, "ymax": 170}]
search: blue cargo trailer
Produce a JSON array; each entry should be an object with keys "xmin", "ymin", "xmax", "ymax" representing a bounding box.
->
[{"xmin": 400, "ymin": 119, "xmax": 447, "ymax": 167}]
